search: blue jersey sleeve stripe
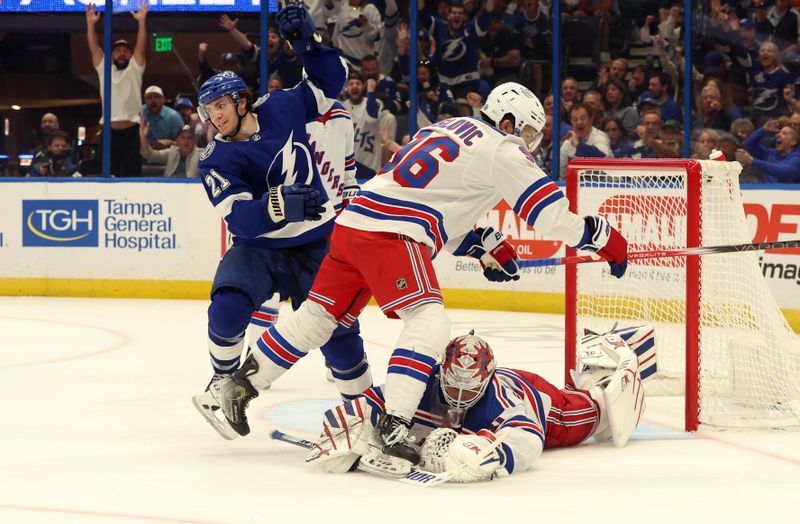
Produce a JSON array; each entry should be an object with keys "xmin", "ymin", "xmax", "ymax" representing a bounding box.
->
[
  {"xmin": 358, "ymin": 191, "xmax": 448, "ymax": 245},
  {"xmin": 526, "ymin": 192, "xmax": 564, "ymax": 228},
  {"xmin": 346, "ymin": 203, "xmax": 442, "ymax": 251},
  {"xmin": 512, "ymin": 177, "xmax": 550, "ymax": 214},
  {"xmin": 387, "ymin": 365, "xmax": 430, "ymax": 383}
]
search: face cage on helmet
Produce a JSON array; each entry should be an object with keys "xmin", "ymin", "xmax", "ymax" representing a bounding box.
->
[{"xmin": 440, "ymin": 375, "xmax": 492, "ymax": 410}]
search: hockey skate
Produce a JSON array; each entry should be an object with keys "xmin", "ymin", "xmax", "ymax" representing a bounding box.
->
[
  {"xmin": 192, "ymin": 374, "xmax": 240, "ymax": 440},
  {"xmin": 193, "ymin": 354, "xmax": 260, "ymax": 439},
  {"xmin": 375, "ymin": 413, "xmax": 420, "ymax": 465}
]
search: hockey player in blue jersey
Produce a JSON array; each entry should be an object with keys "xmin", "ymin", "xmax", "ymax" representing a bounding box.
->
[
  {"xmin": 192, "ymin": 5, "xmax": 372, "ymax": 440},
  {"xmin": 304, "ymin": 328, "xmax": 651, "ymax": 480}
]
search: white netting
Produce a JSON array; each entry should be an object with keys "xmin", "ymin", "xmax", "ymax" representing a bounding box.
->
[{"xmin": 572, "ymin": 159, "xmax": 800, "ymax": 428}]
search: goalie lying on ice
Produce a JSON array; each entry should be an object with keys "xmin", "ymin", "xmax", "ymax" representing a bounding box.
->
[{"xmin": 305, "ymin": 326, "xmax": 656, "ymax": 482}]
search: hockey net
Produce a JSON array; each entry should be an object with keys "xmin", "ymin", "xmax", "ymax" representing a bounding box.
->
[{"xmin": 565, "ymin": 158, "xmax": 800, "ymax": 430}]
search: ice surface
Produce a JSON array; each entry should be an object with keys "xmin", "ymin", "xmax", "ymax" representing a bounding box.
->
[{"xmin": 1, "ymin": 297, "xmax": 798, "ymax": 524}]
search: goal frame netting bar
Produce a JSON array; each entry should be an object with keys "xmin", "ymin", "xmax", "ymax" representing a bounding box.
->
[{"xmin": 565, "ymin": 158, "xmax": 704, "ymax": 432}]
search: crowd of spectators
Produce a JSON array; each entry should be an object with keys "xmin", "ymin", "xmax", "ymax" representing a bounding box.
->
[{"xmin": 13, "ymin": 0, "xmax": 800, "ymax": 183}]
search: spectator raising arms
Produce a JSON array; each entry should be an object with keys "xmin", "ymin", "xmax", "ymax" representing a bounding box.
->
[
  {"xmin": 142, "ymin": 85, "xmax": 184, "ymax": 150},
  {"xmin": 736, "ymin": 118, "xmax": 800, "ymax": 183},
  {"xmin": 85, "ymin": 1, "xmax": 148, "ymax": 177},
  {"xmin": 419, "ymin": 0, "xmax": 494, "ymax": 99},
  {"xmin": 344, "ymin": 72, "xmax": 384, "ymax": 179},
  {"xmin": 326, "ymin": 0, "xmax": 383, "ymax": 72},
  {"xmin": 139, "ymin": 122, "xmax": 202, "ymax": 178}
]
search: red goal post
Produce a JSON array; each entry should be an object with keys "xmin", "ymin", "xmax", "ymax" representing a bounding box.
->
[{"xmin": 564, "ymin": 158, "xmax": 800, "ymax": 431}]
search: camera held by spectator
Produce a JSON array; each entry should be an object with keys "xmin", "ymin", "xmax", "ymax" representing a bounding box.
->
[{"xmin": 30, "ymin": 130, "xmax": 78, "ymax": 178}]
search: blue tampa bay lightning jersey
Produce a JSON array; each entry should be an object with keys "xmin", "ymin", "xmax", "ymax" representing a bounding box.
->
[
  {"xmin": 198, "ymin": 48, "xmax": 346, "ymax": 249},
  {"xmin": 422, "ymin": 11, "xmax": 490, "ymax": 85}
]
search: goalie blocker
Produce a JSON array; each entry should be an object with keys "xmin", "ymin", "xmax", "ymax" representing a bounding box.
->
[{"xmin": 304, "ymin": 328, "xmax": 654, "ymax": 482}]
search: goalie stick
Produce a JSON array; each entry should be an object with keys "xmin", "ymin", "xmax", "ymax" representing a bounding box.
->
[
  {"xmin": 518, "ymin": 238, "xmax": 800, "ymax": 269},
  {"xmin": 269, "ymin": 429, "xmax": 506, "ymax": 486}
]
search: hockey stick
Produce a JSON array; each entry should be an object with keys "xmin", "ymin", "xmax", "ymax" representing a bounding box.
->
[
  {"xmin": 270, "ymin": 429, "xmax": 449, "ymax": 486},
  {"xmin": 518, "ymin": 238, "xmax": 800, "ymax": 269},
  {"xmin": 269, "ymin": 429, "xmax": 506, "ymax": 486}
]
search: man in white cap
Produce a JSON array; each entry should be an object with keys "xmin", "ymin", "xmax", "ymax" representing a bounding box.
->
[
  {"xmin": 85, "ymin": 1, "xmax": 148, "ymax": 177},
  {"xmin": 141, "ymin": 85, "xmax": 184, "ymax": 150}
]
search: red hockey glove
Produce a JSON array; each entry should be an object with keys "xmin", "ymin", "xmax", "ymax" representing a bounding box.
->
[
  {"xmin": 461, "ymin": 227, "xmax": 520, "ymax": 282},
  {"xmin": 575, "ymin": 216, "xmax": 628, "ymax": 278}
]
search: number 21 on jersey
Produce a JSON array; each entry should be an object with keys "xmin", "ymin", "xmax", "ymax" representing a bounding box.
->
[{"xmin": 379, "ymin": 131, "xmax": 460, "ymax": 188}]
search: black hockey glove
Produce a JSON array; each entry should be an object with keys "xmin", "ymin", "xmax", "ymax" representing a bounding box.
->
[{"xmin": 276, "ymin": 4, "xmax": 321, "ymax": 54}]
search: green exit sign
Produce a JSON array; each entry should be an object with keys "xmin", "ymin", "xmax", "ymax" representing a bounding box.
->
[{"xmin": 152, "ymin": 33, "xmax": 173, "ymax": 53}]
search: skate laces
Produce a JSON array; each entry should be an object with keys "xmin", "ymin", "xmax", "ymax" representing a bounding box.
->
[{"xmin": 382, "ymin": 418, "xmax": 415, "ymax": 447}]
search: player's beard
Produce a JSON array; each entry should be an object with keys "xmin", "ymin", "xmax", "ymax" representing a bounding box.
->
[{"xmin": 114, "ymin": 58, "xmax": 130, "ymax": 70}]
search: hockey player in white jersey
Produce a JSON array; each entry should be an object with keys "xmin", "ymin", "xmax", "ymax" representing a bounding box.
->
[
  {"xmin": 205, "ymin": 82, "xmax": 629, "ymax": 471},
  {"xmin": 303, "ymin": 327, "xmax": 651, "ymax": 480},
  {"xmin": 247, "ymin": 101, "xmax": 360, "ymax": 385}
]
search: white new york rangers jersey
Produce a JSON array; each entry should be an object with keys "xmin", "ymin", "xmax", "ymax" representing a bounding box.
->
[
  {"xmin": 306, "ymin": 101, "xmax": 357, "ymax": 212},
  {"xmin": 337, "ymin": 116, "xmax": 587, "ymax": 255}
]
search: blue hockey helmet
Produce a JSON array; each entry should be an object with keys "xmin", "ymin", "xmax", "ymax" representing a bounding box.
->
[{"xmin": 197, "ymin": 71, "xmax": 248, "ymax": 122}]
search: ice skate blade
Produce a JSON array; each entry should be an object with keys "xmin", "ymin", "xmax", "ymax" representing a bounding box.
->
[{"xmin": 192, "ymin": 392, "xmax": 240, "ymax": 441}]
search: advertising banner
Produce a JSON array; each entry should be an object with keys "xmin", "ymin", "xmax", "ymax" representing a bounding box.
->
[
  {"xmin": 0, "ymin": 180, "xmax": 796, "ymax": 325},
  {"xmin": 0, "ymin": 180, "xmax": 219, "ymax": 282}
]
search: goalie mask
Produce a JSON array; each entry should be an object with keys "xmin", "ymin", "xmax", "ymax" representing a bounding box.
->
[{"xmin": 440, "ymin": 332, "xmax": 497, "ymax": 410}]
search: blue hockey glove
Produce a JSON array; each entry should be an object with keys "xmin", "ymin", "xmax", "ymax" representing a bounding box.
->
[
  {"xmin": 267, "ymin": 184, "xmax": 326, "ymax": 223},
  {"xmin": 276, "ymin": 5, "xmax": 321, "ymax": 54},
  {"xmin": 574, "ymin": 216, "xmax": 628, "ymax": 278},
  {"xmin": 458, "ymin": 227, "xmax": 520, "ymax": 282}
]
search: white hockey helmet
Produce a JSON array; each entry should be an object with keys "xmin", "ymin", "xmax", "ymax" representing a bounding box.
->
[
  {"xmin": 440, "ymin": 331, "xmax": 497, "ymax": 410},
  {"xmin": 481, "ymin": 82, "xmax": 546, "ymax": 151}
]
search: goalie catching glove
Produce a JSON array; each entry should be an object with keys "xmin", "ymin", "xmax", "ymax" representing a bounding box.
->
[
  {"xmin": 419, "ymin": 428, "xmax": 507, "ymax": 483},
  {"xmin": 459, "ymin": 227, "xmax": 520, "ymax": 282},
  {"xmin": 574, "ymin": 216, "xmax": 628, "ymax": 278},
  {"xmin": 266, "ymin": 183, "xmax": 326, "ymax": 223}
]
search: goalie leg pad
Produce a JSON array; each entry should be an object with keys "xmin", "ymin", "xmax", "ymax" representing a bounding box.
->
[{"xmin": 603, "ymin": 350, "xmax": 645, "ymax": 447}]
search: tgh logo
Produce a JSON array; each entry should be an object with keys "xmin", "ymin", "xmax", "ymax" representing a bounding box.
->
[{"xmin": 22, "ymin": 200, "xmax": 99, "ymax": 247}]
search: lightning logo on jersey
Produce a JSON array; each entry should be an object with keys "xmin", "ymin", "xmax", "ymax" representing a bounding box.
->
[
  {"xmin": 441, "ymin": 39, "xmax": 468, "ymax": 62},
  {"xmin": 269, "ymin": 131, "xmax": 314, "ymax": 186}
]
